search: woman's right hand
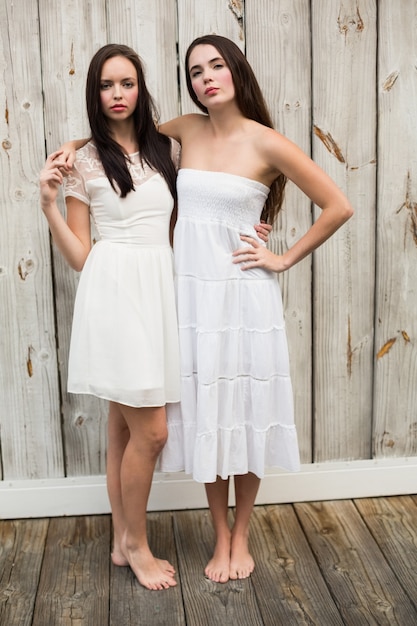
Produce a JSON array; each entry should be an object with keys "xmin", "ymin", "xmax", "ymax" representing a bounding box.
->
[
  {"xmin": 39, "ymin": 150, "xmax": 66, "ymax": 210},
  {"xmin": 57, "ymin": 141, "xmax": 79, "ymax": 169}
]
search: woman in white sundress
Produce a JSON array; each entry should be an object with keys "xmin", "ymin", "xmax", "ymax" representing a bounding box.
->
[
  {"xmin": 39, "ymin": 44, "xmax": 180, "ymax": 591},
  {"xmin": 157, "ymin": 34, "xmax": 354, "ymax": 583}
]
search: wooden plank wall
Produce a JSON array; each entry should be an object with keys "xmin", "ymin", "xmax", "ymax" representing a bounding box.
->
[
  {"xmin": 312, "ymin": 0, "xmax": 377, "ymax": 461},
  {"xmin": 374, "ymin": 1, "xmax": 417, "ymax": 458},
  {"xmin": 0, "ymin": 0, "xmax": 416, "ymax": 486}
]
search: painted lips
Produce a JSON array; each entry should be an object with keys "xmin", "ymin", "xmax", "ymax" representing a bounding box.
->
[{"xmin": 204, "ymin": 87, "xmax": 218, "ymax": 95}]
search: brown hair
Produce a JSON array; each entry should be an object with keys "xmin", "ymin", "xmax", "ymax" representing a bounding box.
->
[
  {"xmin": 185, "ymin": 35, "xmax": 286, "ymax": 224},
  {"xmin": 86, "ymin": 44, "xmax": 176, "ymax": 200}
]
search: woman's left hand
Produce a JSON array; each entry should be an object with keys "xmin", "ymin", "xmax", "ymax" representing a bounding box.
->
[{"xmin": 232, "ymin": 235, "xmax": 288, "ymax": 273}]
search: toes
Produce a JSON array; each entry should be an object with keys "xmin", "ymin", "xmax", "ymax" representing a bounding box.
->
[{"xmin": 205, "ymin": 568, "xmax": 229, "ymax": 583}]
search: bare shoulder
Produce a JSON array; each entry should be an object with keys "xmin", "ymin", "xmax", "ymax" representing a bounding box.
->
[
  {"xmin": 253, "ymin": 125, "xmax": 353, "ymax": 215},
  {"xmin": 254, "ymin": 125, "xmax": 314, "ymax": 177},
  {"xmin": 159, "ymin": 113, "xmax": 208, "ymax": 143},
  {"xmin": 256, "ymin": 125, "xmax": 295, "ymax": 156}
]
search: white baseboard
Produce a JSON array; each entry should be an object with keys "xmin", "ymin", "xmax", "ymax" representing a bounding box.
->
[{"xmin": 1, "ymin": 458, "xmax": 416, "ymax": 519}]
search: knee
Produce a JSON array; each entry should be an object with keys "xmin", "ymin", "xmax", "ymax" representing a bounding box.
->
[
  {"xmin": 150, "ymin": 434, "xmax": 167, "ymax": 457},
  {"xmin": 124, "ymin": 405, "xmax": 168, "ymax": 456},
  {"xmin": 148, "ymin": 423, "xmax": 168, "ymax": 455}
]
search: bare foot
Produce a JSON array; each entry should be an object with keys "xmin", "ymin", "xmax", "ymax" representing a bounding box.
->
[
  {"xmin": 111, "ymin": 547, "xmax": 129, "ymax": 567},
  {"xmin": 229, "ymin": 534, "xmax": 254, "ymax": 580},
  {"xmin": 156, "ymin": 558, "xmax": 176, "ymax": 575},
  {"xmin": 205, "ymin": 534, "xmax": 231, "ymax": 583},
  {"xmin": 111, "ymin": 527, "xmax": 129, "ymax": 566},
  {"xmin": 122, "ymin": 534, "xmax": 177, "ymax": 590},
  {"xmin": 111, "ymin": 542, "xmax": 175, "ymax": 575}
]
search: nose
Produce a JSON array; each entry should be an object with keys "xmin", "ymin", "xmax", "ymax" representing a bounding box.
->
[
  {"xmin": 113, "ymin": 84, "xmax": 122, "ymax": 99},
  {"xmin": 203, "ymin": 69, "xmax": 213, "ymax": 83}
]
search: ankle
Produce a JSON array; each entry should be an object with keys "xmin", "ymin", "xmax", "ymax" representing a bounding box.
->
[
  {"xmin": 231, "ymin": 528, "xmax": 249, "ymax": 545},
  {"xmin": 215, "ymin": 526, "xmax": 231, "ymax": 543},
  {"xmin": 124, "ymin": 531, "xmax": 148, "ymax": 554}
]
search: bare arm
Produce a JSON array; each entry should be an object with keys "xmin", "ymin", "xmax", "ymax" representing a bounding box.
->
[
  {"xmin": 159, "ymin": 113, "xmax": 206, "ymax": 145},
  {"xmin": 159, "ymin": 118, "xmax": 183, "ymax": 143},
  {"xmin": 234, "ymin": 129, "xmax": 354, "ymax": 272},
  {"xmin": 40, "ymin": 151, "xmax": 91, "ymax": 271}
]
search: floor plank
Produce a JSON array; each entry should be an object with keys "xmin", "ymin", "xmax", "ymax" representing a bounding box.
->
[
  {"xmin": 0, "ymin": 519, "xmax": 49, "ymax": 626},
  {"xmin": 355, "ymin": 496, "xmax": 417, "ymax": 606},
  {"xmin": 110, "ymin": 511, "xmax": 186, "ymax": 626},
  {"xmin": 250, "ymin": 504, "xmax": 344, "ymax": 625},
  {"xmin": 1, "ymin": 496, "xmax": 417, "ymax": 625},
  {"xmin": 32, "ymin": 516, "xmax": 111, "ymax": 626},
  {"xmin": 295, "ymin": 500, "xmax": 417, "ymax": 625},
  {"xmin": 173, "ymin": 509, "xmax": 264, "ymax": 626}
]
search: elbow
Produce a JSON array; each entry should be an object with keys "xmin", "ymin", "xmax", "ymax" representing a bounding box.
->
[
  {"xmin": 70, "ymin": 255, "xmax": 87, "ymax": 272},
  {"xmin": 71, "ymin": 260, "xmax": 85, "ymax": 272},
  {"xmin": 340, "ymin": 201, "xmax": 354, "ymax": 223},
  {"xmin": 70, "ymin": 247, "xmax": 90, "ymax": 272}
]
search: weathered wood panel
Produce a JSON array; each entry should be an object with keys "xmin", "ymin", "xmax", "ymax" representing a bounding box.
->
[
  {"xmin": 312, "ymin": 0, "xmax": 377, "ymax": 461},
  {"xmin": 246, "ymin": 0, "xmax": 313, "ymax": 462},
  {"xmin": 373, "ymin": 0, "xmax": 417, "ymax": 458},
  {"xmin": 0, "ymin": 0, "xmax": 64, "ymax": 479},
  {"xmin": 0, "ymin": 0, "xmax": 416, "ymax": 499},
  {"xmin": 38, "ymin": 0, "xmax": 109, "ymax": 476}
]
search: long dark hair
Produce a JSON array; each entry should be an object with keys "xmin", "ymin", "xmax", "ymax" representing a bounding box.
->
[
  {"xmin": 185, "ymin": 35, "xmax": 286, "ymax": 224},
  {"xmin": 86, "ymin": 44, "xmax": 176, "ymax": 200}
]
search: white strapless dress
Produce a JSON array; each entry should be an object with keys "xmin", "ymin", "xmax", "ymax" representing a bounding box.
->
[{"xmin": 160, "ymin": 169, "xmax": 300, "ymax": 482}]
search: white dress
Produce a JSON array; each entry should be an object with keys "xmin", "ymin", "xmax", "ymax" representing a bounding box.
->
[
  {"xmin": 160, "ymin": 169, "xmax": 300, "ymax": 482},
  {"xmin": 63, "ymin": 141, "xmax": 180, "ymax": 407}
]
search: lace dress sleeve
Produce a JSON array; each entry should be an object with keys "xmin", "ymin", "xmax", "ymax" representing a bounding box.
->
[
  {"xmin": 63, "ymin": 160, "xmax": 89, "ymax": 205},
  {"xmin": 170, "ymin": 138, "xmax": 181, "ymax": 172}
]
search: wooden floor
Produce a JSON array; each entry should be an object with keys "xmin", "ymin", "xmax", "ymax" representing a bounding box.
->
[{"xmin": 1, "ymin": 495, "xmax": 417, "ymax": 625}]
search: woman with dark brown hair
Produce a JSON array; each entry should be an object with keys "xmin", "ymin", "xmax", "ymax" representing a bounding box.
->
[
  {"xmin": 59, "ymin": 35, "xmax": 353, "ymax": 585},
  {"xmin": 158, "ymin": 34, "xmax": 353, "ymax": 583},
  {"xmin": 39, "ymin": 44, "xmax": 179, "ymax": 590}
]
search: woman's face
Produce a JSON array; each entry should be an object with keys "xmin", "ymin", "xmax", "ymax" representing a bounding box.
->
[
  {"xmin": 99, "ymin": 55, "xmax": 139, "ymax": 122},
  {"xmin": 188, "ymin": 44, "xmax": 235, "ymax": 108}
]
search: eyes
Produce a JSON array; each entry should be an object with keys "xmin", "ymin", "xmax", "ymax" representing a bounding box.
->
[
  {"xmin": 100, "ymin": 80, "xmax": 136, "ymax": 90},
  {"xmin": 190, "ymin": 63, "xmax": 225, "ymax": 79}
]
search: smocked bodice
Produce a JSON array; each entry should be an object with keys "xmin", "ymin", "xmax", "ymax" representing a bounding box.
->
[
  {"xmin": 177, "ymin": 168, "xmax": 269, "ymax": 231},
  {"xmin": 174, "ymin": 168, "xmax": 271, "ymax": 280}
]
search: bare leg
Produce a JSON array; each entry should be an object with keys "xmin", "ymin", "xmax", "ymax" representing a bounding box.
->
[
  {"xmin": 204, "ymin": 477, "xmax": 231, "ymax": 583},
  {"xmin": 229, "ymin": 472, "xmax": 260, "ymax": 580},
  {"xmin": 112, "ymin": 403, "xmax": 176, "ymax": 590},
  {"xmin": 107, "ymin": 401, "xmax": 129, "ymax": 566}
]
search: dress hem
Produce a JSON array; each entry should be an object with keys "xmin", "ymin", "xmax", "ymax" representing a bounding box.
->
[
  {"xmin": 157, "ymin": 463, "xmax": 301, "ymax": 483},
  {"xmin": 68, "ymin": 389, "xmax": 180, "ymax": 408}
]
